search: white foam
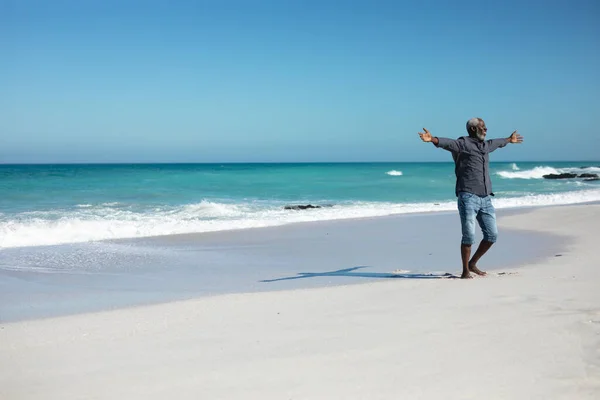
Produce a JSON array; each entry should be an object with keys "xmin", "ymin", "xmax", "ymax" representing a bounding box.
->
[
  {"xmin": 494, "ymin": 189, "xmax": 600, "ymax": 208},
  {"xmin": 386, "ymin": 170, "xmax": 403, "ymax": 176},
  {"xmin": 2, "ymin": 189, "xmax": 600, "ymax": 249},
  {"xmin": 180, "ymin": 200, "xmax": 246, "ymax": 218},
  {"xmin": 511, "ymin": 163, "xmax": 520, "ymax": 171},
  {"xmin": 497, "ymin": 166, "xmax": 560, "ymax": 179},
  {"xmin": 497, "ymin": 165, "xmax": 600, "ymax": 179}
]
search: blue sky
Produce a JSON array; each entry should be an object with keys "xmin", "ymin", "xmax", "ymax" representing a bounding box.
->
[{"xmin": 1, "ymin": 0, "xmax": 599, "ymax": 163}]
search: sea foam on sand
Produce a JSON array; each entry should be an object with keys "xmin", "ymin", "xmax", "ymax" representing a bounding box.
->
[{"xmin": 1, "ymin": 205, "xmax": 599, "ymax": 400}]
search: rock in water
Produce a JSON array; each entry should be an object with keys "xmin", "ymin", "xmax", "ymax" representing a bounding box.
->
[
  {"xmin": 543, "ymin": 172, "xmax": 599, "ymax": 180},
  {"xmin": 543, "ymin": 173, "xmax": 578, "ymax": 179},
  {"xmin": 284, "ymin": 204, "xmax": 321, "ymax": 210},
  {"xmin": 284, "ymin": 204, "xmax": 334, "ymax": 210}
]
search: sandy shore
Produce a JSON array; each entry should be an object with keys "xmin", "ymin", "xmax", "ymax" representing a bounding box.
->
[
  {"xmin": 1, "ymin": 204, "xmax": 599, "ymax": 399},
  {"xmin": 0, "ymin": 207, "xmax": 558, "ymax": 322}
]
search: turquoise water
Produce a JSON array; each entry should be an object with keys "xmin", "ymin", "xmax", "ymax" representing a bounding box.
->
[{"xmin": 1, "ymin": 162, "xmax": 599, "ymax": 248}]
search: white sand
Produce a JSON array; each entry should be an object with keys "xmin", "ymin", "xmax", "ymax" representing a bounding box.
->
[{"xmin": 1, "ymin": 204, "xmax": 599, "ymax": 399}]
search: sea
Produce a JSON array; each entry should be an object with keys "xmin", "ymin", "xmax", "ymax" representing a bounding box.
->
[{"xmin": 1, "ymin": 161, "xmax": 599, "ymax": 249}]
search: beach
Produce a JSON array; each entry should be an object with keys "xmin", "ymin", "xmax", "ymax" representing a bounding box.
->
[
  {"xmin": 4, "ymin": 0, "xmax": 599, "ymax": 397},
  {"xmin": 1, "ymin": 204, "xmax": 599, "ymax": 399}
]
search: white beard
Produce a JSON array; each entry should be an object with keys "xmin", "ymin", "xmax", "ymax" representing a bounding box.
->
[{"xmin": 476, "ymin": 132, "xmax": 486, "ymax": 141}]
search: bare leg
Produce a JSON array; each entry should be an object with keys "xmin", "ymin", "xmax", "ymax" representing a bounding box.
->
[
  {"xmin": 469, "ymin": 240, "xmax": 494, "ymax": 276},
  {"xmin": 461, "ymin": 244, "xmax": 473, "ymax": 279}
]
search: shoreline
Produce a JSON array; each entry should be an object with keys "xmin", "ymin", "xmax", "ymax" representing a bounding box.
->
[
  {"xmin": 2, "ymin": 193, "xmax": 599, "ymax": 250},
  {"xmin": 21, "ymin": 200, "xmax": 593, "ymax": 248},
  {"xmin": 116, "ymin": 197, "xmax": 600, "ymax": 244},
  {"xmin": 1, "ymin": 204, "xmax": 568, "ymax": 323}
]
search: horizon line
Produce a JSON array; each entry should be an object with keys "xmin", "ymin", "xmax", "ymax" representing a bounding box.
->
[{"xmin": 1, "ymin": 160, "xmax": 599, "ymax": 166}]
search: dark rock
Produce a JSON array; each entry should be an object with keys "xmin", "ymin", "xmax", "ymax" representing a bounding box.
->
[
  {"xmin": 284, "ymin": 204, "xmax": 334, "ymax": 210},
  {"xmin": 543, "ymin": 172, "xmax": 599, "ymax": 180},
  {"xmin": 584, "ymin": 177, "xmax": 600, "ymax": 182},
  {"xmin": 543, "ymin": 173, "xmax": 578, "ymax": 179},
  {"xmin": 284, "ymin": 205, "xmax": 320, "ymax": 210}
]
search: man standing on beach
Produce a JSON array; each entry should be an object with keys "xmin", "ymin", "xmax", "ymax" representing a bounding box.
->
[{"xmin": 418, "ymin": 118, "xmax": 523, "ymax": 279}]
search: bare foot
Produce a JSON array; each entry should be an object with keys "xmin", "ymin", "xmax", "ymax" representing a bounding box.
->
[
  {"xmin": 469, "ymin": 263, "xmax": 487, "ymax": 276},
  {"xmin": 461, "ymin": 271, "xmax": 473, "ymax": 279}
]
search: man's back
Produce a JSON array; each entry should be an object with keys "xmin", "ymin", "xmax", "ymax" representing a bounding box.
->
[{"xmin": 435, "ymin": 136, "xmax": 508, "ymax": 197}]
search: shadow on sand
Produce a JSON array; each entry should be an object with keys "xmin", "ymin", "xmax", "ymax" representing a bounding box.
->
[{"xmin": 260, "ymin": 266, "xmax": 457, "ymax": 283}]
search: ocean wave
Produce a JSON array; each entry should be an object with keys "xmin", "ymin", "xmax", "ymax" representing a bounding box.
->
[
  {"xmin": 497, "ymin": 165, "xmax": 600, "ymax": 179},
  {"xmin": 386, "ymin": 170, "xmax": 403, "ymax": 176},
  {"xmin": 2, "ymin": 190, "xmax": 600, "ymax": 248}
]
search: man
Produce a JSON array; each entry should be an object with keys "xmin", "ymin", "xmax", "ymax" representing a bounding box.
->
[{"xmin": 418, "ymin": 118, "xmax": 523, "ymax": 279}]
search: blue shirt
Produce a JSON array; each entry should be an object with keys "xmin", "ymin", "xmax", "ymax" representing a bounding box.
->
[{"xmin": 435, "ymin": 136, "xmax": 509, "ymax": 197}]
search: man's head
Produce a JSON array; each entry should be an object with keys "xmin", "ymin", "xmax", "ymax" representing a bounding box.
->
[{"xmin": 466, "ymin": 118, "xmax": 487, "ymax": 141}]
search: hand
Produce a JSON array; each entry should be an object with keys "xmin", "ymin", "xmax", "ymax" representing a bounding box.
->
[
  {"xmin": 418, "ymin": 128, "xmax": 433, "ymax": 142},
  {"xmin": 509, "ymin": 130, "xmax": 523, "ymax": 144}
]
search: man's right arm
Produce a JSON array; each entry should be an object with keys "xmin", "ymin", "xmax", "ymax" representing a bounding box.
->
[
  {"xmin": 433, "ymin": 137, "xmax": 461, "ymax": 153},
  {"xmin": 418, "ymin": 128, "xmax": 461, "ymax": 153}
]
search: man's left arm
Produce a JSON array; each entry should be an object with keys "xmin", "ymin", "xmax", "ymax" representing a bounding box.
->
[{"xmin": 487, "ymin": 130, "xmax": 524, "ymax": 152}]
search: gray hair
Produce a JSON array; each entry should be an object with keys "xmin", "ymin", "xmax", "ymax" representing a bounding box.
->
[{"xmin": 466, "ymin": 118, "xmax": 482, "ymax": 134}]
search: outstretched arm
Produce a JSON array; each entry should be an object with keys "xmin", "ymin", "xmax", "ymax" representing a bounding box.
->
[
  {"xmin": 488, "ymin": 130, "xmax": 524, "ymax": 152},
  {"xmin": 418, "ymin": 128, "xmax": 460, "ymax": 153}
]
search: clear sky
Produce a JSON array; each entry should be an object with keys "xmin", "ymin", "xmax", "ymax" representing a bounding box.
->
[{"xmin": 1, "ymin": 0, "xmax": 599, "ymax": 163}]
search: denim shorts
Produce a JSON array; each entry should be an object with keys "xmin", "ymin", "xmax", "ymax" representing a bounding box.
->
[{"xmin": 457, "ymin": 192, "xmax": 498, "ymax": 245}]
